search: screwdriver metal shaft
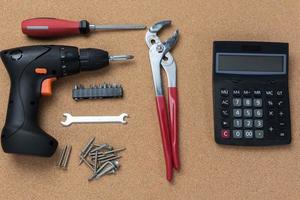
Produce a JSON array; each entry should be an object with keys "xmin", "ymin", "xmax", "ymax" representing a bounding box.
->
[{"xmin": 89, "ymin": 24, "xmax": 146, "ymax": 31}]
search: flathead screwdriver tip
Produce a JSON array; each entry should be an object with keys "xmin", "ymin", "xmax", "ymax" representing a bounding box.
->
[{"xmin": 109, "ymin": 55, "xmax": 134, "ymax": 61}]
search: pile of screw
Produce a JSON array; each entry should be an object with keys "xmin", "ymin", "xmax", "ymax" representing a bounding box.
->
[
  {"xmin": 57, "ymin": 145, "xmax": 72, "ymax": 169},
  {"xmin": 79, "ymin": 137, "xmax": 125, "ymax": 181}
]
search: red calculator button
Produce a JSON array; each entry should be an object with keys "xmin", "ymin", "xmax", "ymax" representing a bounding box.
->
[{"xmin": 221, "ymin": 129, "xmax": 230, "ymax": 138}]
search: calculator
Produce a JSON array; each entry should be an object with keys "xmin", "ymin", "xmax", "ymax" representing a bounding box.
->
[{"xmin": 213, "ymin": 41, "xmax": 291, "ymax": 146}]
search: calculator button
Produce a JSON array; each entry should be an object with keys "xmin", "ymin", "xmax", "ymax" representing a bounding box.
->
[
  {"xmin": 243, "ymin": 90, "xmax": 251, "ymax": 97},
  {"xmin": 267, "ymin": 110, "xmax": 275, "ymax": 118},
  {"xmin": 266, "ymin": 100, "xmax": 274, "ymax": 107},
  {"xmin": 220, "ymin": 89, "xmax": 229, "ymax": 97},
  {"xmin": 221, "ymin": 129, "xmax": 230, "ymax": 138},
  {"xmin": 279, "ymin": 122, "xmax": 286, "ymax": 129},
  {"xmin": 221, "ymin": 109, "xmax": 229, "ymax": 117},
  {"xmin": 253, "ymin": 99, "xmax": 262, "ymax": 107},
  {"xmin": 233, "ymin": 130, "xmax": 243, "ymax": 138},
  {"xmin": 221, "ymin": 99, "xmax": 230, "ymax": 107},
  {"xmin": 254, "ymin": 109, "xmax": 263, "ymax": 118},
  {"xmin": 254, "ymin": 120, "xmax": 263, "ymax": 128},
  {"xmin": 277, "ymin": 100, "xmax": 284, "ymax": 108},
  {"xmin": 267, "ymin": 126, "xmax": 275, "ymax": 133},
  {"xmin": 233, "ymin": 119, "xmax": 242, "ymax": 128},
  {"xmin": 276, "ymin": 90, "xmax": 284, "ymax": 97},
  {"xmin": 233, "ymin": 98, "xmax": 242, "ymax": 107},
  {"xmin": 253, "ymin": 90, "xmax": 262, "ymax": 97},
  {"xmin": 243, "ymin": 109, "xmax": 252, "ymax": 118},
  {"xmin": 279, "ymin": 132, "xmax": 286, "ymax": 137},
  {"xmin": 244, "ymin": 130, "xmax": 254, "ymax": 138},
  {"xmin": 255, "ymin": 130, "xmax": 264, "ymax": 139},
  {"xmin": 233, "ymin": 109, "xmax": 242, "ymax": 117},
  {"xmin": 233, "ymin": 89, "xmax": 241, "ymax": 97},
  {"xmin": 222, "ymin": 120, "xmax": 229, "ymax": 128},
  {"xmin": 265, "ymin": 90, "xmax": 274, "ymax": 97},
  {"xmin": 278, "ymin": 111, "xmax": 285, "ymax": 118},
  {"xmin": 243, "ymin": 98, "xmax": 252, "ymax": 107},
  {"xmin": 244, "ymin": 119, "xmax": 253, "ymax": 128}
]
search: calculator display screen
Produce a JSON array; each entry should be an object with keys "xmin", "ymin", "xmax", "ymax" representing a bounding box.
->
[{"xmin": 216, "ymin": 53, "xmax": 286, "ymax": 75}]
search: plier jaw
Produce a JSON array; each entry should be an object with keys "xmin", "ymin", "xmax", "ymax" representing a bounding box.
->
[{"xmin": 145, "ymin": 20, "xmax": 180, "ymax": 181}]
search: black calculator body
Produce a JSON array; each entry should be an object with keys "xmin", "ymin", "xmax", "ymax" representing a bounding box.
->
[{"xmin": 213, "ymin": 41, "xmax": 291, "ymax": 146}]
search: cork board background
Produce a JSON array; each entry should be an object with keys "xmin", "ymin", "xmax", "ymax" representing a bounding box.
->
[{"xmin": 0, "ymin": 0, "xmax": 300, "ymax": 199}]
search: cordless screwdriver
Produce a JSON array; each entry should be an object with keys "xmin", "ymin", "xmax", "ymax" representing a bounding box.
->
[{"xmin": 0, "ymin": 45, "xmax": 133, "ymax": 157}]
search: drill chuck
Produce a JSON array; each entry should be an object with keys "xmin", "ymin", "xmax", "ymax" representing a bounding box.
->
[{"xmin": 79, "ymin": 48, "xmax": 109, "ymax": 71}]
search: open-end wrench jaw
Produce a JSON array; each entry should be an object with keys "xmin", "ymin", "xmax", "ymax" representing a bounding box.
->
[
  {"xmin": 119, "ymin": 113, "xmax": 128, "ymax": 124},
  {"xmin": 61, "ymin": 113, "xmax": 73, "ymax": 127}
]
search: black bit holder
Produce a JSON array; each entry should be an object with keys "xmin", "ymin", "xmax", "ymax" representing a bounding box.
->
[{"xmin": 73, "ymin": 83, "xmax": 123, "ymax": 101}]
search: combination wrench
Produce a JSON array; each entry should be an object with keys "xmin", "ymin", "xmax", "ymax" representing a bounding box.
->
[{"xmin": 61, "ymin": 113, "xmax": 128, "ymax": 127}]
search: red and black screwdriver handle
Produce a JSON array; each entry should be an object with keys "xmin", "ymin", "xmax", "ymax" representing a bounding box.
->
[
  {"xmin": 0, "ymin": 45, "xmax": 110, "ymax": 156},
  {"xmin": 22, "ymin": 18, "xmax": 91, "ymax": 38}
]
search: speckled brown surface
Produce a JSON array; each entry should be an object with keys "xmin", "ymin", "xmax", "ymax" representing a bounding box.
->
[{"xmin": 0, "ymin": 0, "xmax": 300, "ymax": 199}]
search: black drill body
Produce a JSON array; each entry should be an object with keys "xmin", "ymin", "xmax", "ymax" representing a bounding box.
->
[{"xmin": 0, "ymin": 45, "xmax": 109, "ymax": 156}]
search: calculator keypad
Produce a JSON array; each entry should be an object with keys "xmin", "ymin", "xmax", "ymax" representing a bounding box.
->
[{"xmin": 219, "ymin": 88, "xmax": 289, "ymax": 141}]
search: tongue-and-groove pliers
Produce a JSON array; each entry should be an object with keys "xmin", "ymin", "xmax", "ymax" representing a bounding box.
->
[{"xmin": 145, "ymin": 20, "xmax": 179, "ymax": 181}]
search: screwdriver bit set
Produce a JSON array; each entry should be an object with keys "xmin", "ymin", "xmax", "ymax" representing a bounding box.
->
[
  {"xmin": 73, "ymin": 83, "xmax": 123, "ymax": 101},
  {"xmin": 79, "ymin": 137, "xmax": 125, "ymax": 181}
]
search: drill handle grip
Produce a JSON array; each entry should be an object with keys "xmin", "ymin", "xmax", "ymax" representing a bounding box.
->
[
  {"xmin": 0, "ymin": 46, "xmax": 59, "ymax": 156},
  {"xmin": 2, "ymin": 74, "xmax": 58, "ymax": 156}
]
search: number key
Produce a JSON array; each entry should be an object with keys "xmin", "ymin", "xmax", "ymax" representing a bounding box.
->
[
  {"xmin": 233, "ymin": 98, "xmax": 242, "ymax": 107},
  {"xmin": 254, "ymin": 119, "xmax": 263, "ymax": 128},
  {"xmin": 243, "ymin": 109, "xmax": 252, "ymax": 118},
  {"xmin": 253, "ymin": 98, "xmax": 262, "ymax": 107},
  {"xmin": 233, "ymin": 109, "xmax": 242, "ymax": 117},
  {"xmin": 233, "ymin": 119, "xmax": 242, "ymax": 128},
  {"xmin": 244, "ymin": 119, "xmax": 253, "ymax": 128},
  {"xmin": 254, "ymin": 109, "xmax": 263, "ymax": 118},
  {"xmin": 233, "ymin": 130, "xmax": 243, "ymax": 138},
  {"xmin": 243, "ymin": 98, "xmax": 252, "ymax": 107},
  {"xmin": 244, "ymin": 130, "xmax": 254, "ymax": 138}
]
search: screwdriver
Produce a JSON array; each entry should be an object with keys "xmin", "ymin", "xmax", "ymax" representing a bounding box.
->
[{"xmin": 21, "ymin": 18, "xmax": 146, "ymax": 38}]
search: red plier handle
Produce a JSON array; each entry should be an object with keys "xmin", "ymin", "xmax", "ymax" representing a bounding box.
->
[
  {"xmin": 156, "ymin": 96, "xmax": 173, "ymax": 181},
  {"xmin": 168, "ymin": 87, "xmax": 179, "ymax": 170}
]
